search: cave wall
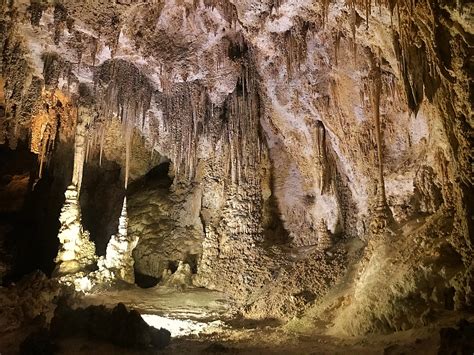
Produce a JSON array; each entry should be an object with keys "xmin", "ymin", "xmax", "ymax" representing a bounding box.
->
[{"xmin": 0, "ymin": 0, "xmax": 472, "ymax": 336}]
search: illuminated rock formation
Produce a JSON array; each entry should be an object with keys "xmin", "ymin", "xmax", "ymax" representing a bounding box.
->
[
  {"xmin": 0, "ymin": 0, "xmax": 472, "ymax": 343},
  {"xmin": 54, "ymin": 185, "xmax": 96, "ymax": 276},
  {"xmin": 98, "ymin": 197, "xmax": 138, "ymax": 284}
]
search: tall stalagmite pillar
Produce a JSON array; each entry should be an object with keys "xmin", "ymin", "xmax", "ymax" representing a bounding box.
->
[
  {"xmin": 100, "ymin": 197, "xmax": 139, "ymax": 283},
  {"xmin": 369, "ymin": 55, "xmax": 392, "ymax": 236},
  {"xmin": 54, "ymin": 107, "xmax": 96, "ymax": 276},
  {"xmin": 98, "ymin": 127, "xmax": 138, "ymax": 284}
]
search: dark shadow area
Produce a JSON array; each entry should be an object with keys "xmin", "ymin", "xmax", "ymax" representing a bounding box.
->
[
  {"xmin": 184, "ymin": 254, "xmax": 199, "ymax": 274},
  {"xmin": 128, "ymin": 160, "xmax": 172, "ymax": 195},
  {"xmin": 134, "ymin": 271, "xmax": 160, "ymax": 289},
  {"xmin": 226, "ymin": 316, "xmax": 283, "ymax": 330},
  {"xmin": 80, "ymin": 160, "xmax": 124, "ymax": 256},
  {"xmin": 262, "ymin": 166, "xmax": 290, "ymax": 246},
  {"xmin": 0, "ymin": 141, "xmax": 73, "ymax": 283}
]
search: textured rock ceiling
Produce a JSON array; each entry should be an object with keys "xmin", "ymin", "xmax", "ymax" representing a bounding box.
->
[{"xmin": 0, "ymin": 0, "xmax": 473, "ymax": 339}]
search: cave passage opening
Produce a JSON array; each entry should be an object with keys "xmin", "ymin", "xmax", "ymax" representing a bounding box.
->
[{"xmin": 127, "ymin": 160, "xmax": 176, "ymax": 289}]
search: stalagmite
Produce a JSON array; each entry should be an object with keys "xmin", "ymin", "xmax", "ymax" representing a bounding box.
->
[
  {"xmin": 317, "ymin": 219, "xmax": 333, "ymax": 250},
  {"xmin": 54, "ymin": 185, "xmax": 97, "ymax": 276},
  {"xmin": 369, "ymin": 52, "xmax": 392, "ymax": 236},
  {"xmin": 51, "ymin": 102, "xmax": 98, "ymax": 284},
  {"xmin": 98, "ymin": 196, "xmax": 139, "ymax": 284}
]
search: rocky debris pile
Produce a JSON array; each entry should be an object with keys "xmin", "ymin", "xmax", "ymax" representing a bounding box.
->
[
  {"xmin": 162, "ymin": 260, "xmax": 194, "ymax": 289},
  {"xmin": 0, "ymin": 271, "xmax": 60, "ymax": 332},
  {"xmin": 50, "ymin": 302, "xmax": 171, "ymax": 350},
  {"xmin": 243, "ymin": 246, "xmax": 347, "ymax": 320}
]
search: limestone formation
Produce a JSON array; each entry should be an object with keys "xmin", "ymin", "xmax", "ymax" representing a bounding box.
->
[
  {"xmin": 162, "ymin": 261, "xmax": 193, "ymax": 289},
  {"xmin": 98, "ymin": 197, "xmax": 138, "ymax": 284},
  {"xmin": 0, "ymin": 0, "xmax": 472, "ymax": 345},
  {"xmin": 317, "ymin": 219, "xmax": 333, "ymax": 250},
  {"xmin": 54, "ymin": 185, "xmax": 96, "ymax": 276}
]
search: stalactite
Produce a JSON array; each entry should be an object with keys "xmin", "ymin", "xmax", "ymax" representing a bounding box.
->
[
  {"xmin": 124, "ymin": 126, "xmax": 132, "ymax": 189},
  {"xmin": 372, "ymin": 56, "xmax": 385, "ymax": 206},
  {"xmin": 365, "ymin": 0, "xmax": 370, "ymax": 29},
  {"xmin": 38, "ymin": 136, "xmax": 47, "ymax": 179},
  {"xmin": 368, "ymin": 50, "xmax": 393, "ymax": 237},
  {"xmin": 350, "ymin": 0, "xmax": 357, "ymax": 62},
  {"xmin": 284, "ymin": 20, "xmax": 310, "ymax": 79},
  {"xmin": 315, "ymin": 120, "xmax": 330, "ymax": 194},
  {"xmin": 322, "ymin": 0, "xmax": 329, "ymax": 27},
  {"xmin": 95, "ymin": 59, "xmax": 153, "ymax": 132},
  {"xmin": 91, "ymin": 37, "xmax": 98, "ymax": 67},
  {"xmin": 203, "ymin": 0, "xmax": 238, "ymax": 27},
  {"xmin": 334, "ymin": 32, "xmax": 341, "ymax": 66},
  {"xmin": 150, "ymin": 139, "xmax": 155, "ymax": 162},
  {"xmin": 72, "ymin": 108, "xmax": 88, "ymax": 194},
  {"xmin": 53, "ymin": 3, "xmax": 67, "ymax": 45},
  {"xmin": 85, "ymin": 133, "xmax": 91, "ymax": 164},
  {"xmin": 99, "ymin": 125, "xmax": 105, "ymax": 167}
]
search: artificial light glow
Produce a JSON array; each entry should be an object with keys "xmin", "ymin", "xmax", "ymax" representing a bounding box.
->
[{"xmin": 141, "ymin": 314, "xmax": 225, "ymax": 337}]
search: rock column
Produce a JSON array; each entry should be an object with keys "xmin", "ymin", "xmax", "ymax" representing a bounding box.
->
[{"xmin": 54, "ymin": 185, "xmax": 96, "ymax": 275}]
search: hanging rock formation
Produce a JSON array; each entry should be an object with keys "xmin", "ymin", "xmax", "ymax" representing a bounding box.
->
[{"xmin": 0, "ymin": 0, "xmax": 472, "ymax": 339}]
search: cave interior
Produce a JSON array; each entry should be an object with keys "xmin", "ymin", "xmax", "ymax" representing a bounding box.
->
[{"xmin": 0, "ymin": 0, "xmax": 473, "ymax": 353}]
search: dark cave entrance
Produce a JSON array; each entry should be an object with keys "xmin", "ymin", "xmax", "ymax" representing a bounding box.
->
[
  {"xmin": 80, "ymin": 160, "xmax": 124, "ymax": 256},
  {"xmin": 129, "ymin": 160, "xmax": 173, "ymax": 289}
]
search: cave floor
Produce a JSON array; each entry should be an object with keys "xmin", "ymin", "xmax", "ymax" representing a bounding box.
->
[
  {"xmin": 61, "ymin": 285, "xmax": 461, "ymax": 354},
  {"xmin": 0, "ymin": 283, "xmax": 470, "ymax": 354}
]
